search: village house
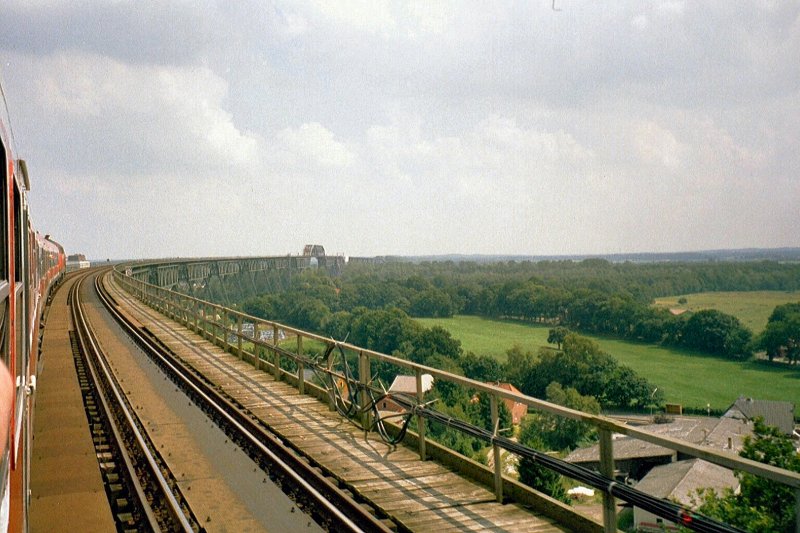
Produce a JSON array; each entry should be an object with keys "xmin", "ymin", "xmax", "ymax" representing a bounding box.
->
[{"xmin": 377, "ymin": 374, "xmax": 434, "ymax": 412}]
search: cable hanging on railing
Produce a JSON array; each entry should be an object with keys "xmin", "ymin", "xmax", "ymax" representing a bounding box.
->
[
  {"xmin": 299, "ymin": 338, "xmax": 742, "ymax": 532},
  {"xmin": 308, "ymin": 342, "xmax": 415, "ymax": 446}
]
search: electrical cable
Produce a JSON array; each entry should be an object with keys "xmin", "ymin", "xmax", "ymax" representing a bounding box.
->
[{"xmin": 303, "ymin": 344, "xmax": 745, "ymax": 532}]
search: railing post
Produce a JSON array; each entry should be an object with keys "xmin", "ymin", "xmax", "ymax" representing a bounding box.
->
[
  {"xmin": 272, "ymin": 325, "xmax": 280, "ymax": 380},
  {"xmin": 327, "ymin": 344, "xmax": 336, "ymax": 411},
  {"xmin": 208, "ymin": 305, "xmax": 215, "ymax": 342},
  {"xmin": 214, "ymin": 306, "xmax": 221, "ymax": 346},
  {"xmin": 490, "ymin": 394, "xmax": 503, "ymax": 502},
  {"xmin": 210, "ymin": 305, "xmax": 216, "ymax": 343},
  {"xmin": 223, "ymin": 308, "xmax": 229, "ymax": 350},
  {"xmin": 211, "ymin": 305, "xmax": 217, "ymax": 342},
  {"xmin": 359, "ymin": 351, "xmax": 371, "ymax": 430},
  {"xmin": 236, "ymin": 315, "xmax": 243, "ymax": 360},
  {"xmin": 297, "ymin": 335, "xmax": 305, "ymax": 394},
  {"xmin": 599, "ymin": 428, "xmax": 617, "ymax": 533},
  {"xmin": 795, "ymin": 488, "xmax": 799, "ymax": 533},
  {"xmin": 415, "ymin": 368, "xmax": 427, "ymax": 460},
  {"xmin": 253, "ymin": 322, "xmax": 260, "ymax": 370}
]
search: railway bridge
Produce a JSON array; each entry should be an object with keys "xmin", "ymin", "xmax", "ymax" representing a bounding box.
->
[
  {"xmin": 125, "ymin": 253, "xmax": 346, "ymax": 306},
  {"xmin": 32, "ymin": 258, "xmax": 800, "ymax": 533}
]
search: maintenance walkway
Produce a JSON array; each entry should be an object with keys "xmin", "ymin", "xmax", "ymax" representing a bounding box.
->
[{"xmin": 106, "ymin": 273, "xmax": 588, "ymax": 532}]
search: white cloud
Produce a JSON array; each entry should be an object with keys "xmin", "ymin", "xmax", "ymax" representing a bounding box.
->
[
  {"xmin": 276, "ymin": 122, "xmax": 356, "ymax": 169},
  {"xmin": 633, "ymin": 121, "xmax": 686, "ymax": 168},
  {"xmin": 657, "ymin": 1, "xmax": 686, "ymax": 16},
  {"xmin": 406, "ymin": 1, "xmax": 459, "ymax": 36},
  {"xmin": 312, "ymin": 1, "xmax": 398, "ymax": 37},
  {"xmin": 14, "ymin": 52, "xmax": 258, "ymax": 177}
]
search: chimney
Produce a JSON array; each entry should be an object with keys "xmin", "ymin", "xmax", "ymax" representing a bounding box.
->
[{"xmin": 727, "ymin": 437, "xmax": 732, "ymax": 449}]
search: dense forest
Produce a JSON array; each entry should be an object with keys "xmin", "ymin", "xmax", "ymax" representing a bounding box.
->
[{"xmin": 241, "ymin": 259, "xmax": 800, "ymax": 361}]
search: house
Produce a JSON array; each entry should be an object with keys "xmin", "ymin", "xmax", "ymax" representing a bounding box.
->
[
  {"xmin": 566, "ymin": 416, "xmax": 752, "ymax": 482},
  {"xmin": 377, "ymin": 374, "xmax": 434, "ymax": 412},
  {"xmin": 489, "ymin": 382, "xmax": 529, "ymax": 425},
  {"xmin": 633, "ymin": 459, "xmax": 738, "ymax": 532},
  {"xmin": 723, "ymin": 396, "xmax": 795, "ymax": 435},
  {"xmin": 566, "ymin": 435, "xmax": 676, "ymax": 481}
]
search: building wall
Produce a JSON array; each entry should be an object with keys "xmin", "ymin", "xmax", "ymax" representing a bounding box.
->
[{"xmin": 634, "ymin": 508, "xmax": 680, "ymax": 533}]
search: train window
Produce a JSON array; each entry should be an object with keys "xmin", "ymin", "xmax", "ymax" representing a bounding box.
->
[
  {"xmin": 21, "ymin": 204, "xmax": 29, "ymax": 288},
  {"xmin": 13, "ymin": 184, "xmax": 21, "ymax": 283},
  {"xmin": 0, "ymin": 140, "xmax": 6, "ymax": 283},
  {"xmin": 0, "ymin": 142, "xmax": 6, "ymax": 367}
]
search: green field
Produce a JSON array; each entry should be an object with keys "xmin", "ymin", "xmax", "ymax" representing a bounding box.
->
[
  {"xmin": 654, "ymin": 291, "xmax": 800, "ymax": 334},
  {"xmin": 417, "ymin": 315, "xmax": 800, "ymax": 411}
]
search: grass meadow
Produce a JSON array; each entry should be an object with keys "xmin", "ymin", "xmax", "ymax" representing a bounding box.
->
[
  {"xmin": 417, "ymin": 314, "xmax": 800, "ymax": 411},
  {"xmin": 654, "ymin": 290, "xmax": 800, "ymax": 334}
]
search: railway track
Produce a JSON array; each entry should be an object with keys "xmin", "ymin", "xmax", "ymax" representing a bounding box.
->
[
  {"xmin": 71, "ymin": 268, "xmax": 393, "ymax": 532},
  {"xmin": 70, "ymin": 269, "xmax": 199, "ymax": 531}
]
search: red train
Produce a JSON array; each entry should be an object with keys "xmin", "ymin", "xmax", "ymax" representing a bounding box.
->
[{"xmin": 0, "ymin": 81, "xmax": 66, "ymax": 532}]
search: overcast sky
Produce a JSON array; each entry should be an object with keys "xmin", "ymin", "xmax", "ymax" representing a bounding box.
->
[{"xmin": 1, "ymin": 1, "xmax": 798, "ymax": 259}]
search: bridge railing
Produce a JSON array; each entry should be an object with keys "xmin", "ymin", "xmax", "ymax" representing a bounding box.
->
[{"xmin": 112, "ymin": 264, "xmax": 800, "ymax": 533}]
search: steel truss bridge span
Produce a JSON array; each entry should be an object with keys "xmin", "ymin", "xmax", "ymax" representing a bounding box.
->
[{"xmin": 122, "ymin": 254, "xmax": 345, "ymax": 306}]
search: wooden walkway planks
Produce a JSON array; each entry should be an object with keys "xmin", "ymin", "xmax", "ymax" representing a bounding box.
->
[{"xmin": 107, "ymin": 277, "xmax": 571, "ymax": 533}]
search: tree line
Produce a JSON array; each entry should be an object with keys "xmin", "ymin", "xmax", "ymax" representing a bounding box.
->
[{"xmin": 239, "ymin": 258, "xmax": 800, "ymax": 360}]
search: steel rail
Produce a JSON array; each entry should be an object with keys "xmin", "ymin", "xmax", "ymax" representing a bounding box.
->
[
  {"xmin": 72, "ymin": 270, "xmax": 195, "ymax": 532},
  {"xmin": 96, "ymin": 273, "xmax": 393, "ymax": 533}
]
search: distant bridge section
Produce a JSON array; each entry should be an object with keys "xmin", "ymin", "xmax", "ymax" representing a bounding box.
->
[{"xmin": 123, "ymin": 250, "xmax": 345, "ymax": 305}]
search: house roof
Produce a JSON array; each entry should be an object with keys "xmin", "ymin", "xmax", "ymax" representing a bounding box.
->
[
  {"xmin": 389, "ymin": 374, "xmax": 434, "ymax": 395},
  {"xmin": 724, "ymin": 396, "xmax": 795, "ymax": 435},
  {"xmin": 566, "ymin": 416, "xmax": 752, "ymax": 465},
  {"xmin": 490, "ymin": 382, "xmax": 529, "ymax": 425},
  {"xmin": 634, "ymin": 459, "xmax": 738, "ymax": 507},
  {"xmin": 566, "ymin": 437, "xmax": 675, "ymax": 464}
]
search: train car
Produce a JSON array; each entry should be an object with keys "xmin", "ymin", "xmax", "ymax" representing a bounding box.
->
[{"xmin": 0, "ymin": 78, "xmax": 65, "ymax": 532}]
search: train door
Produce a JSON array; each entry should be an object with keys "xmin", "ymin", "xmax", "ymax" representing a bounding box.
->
[
  {"xmin": 7, "ymin": 175, "xmax": 24, "ymax": 533},
  {"xmin": 11, "ymin": 183, "xmax": 24, "ymax": 451},
  {"xmin": 16, "ymin": 195, "xmax": 28, "ymax": 533}
]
